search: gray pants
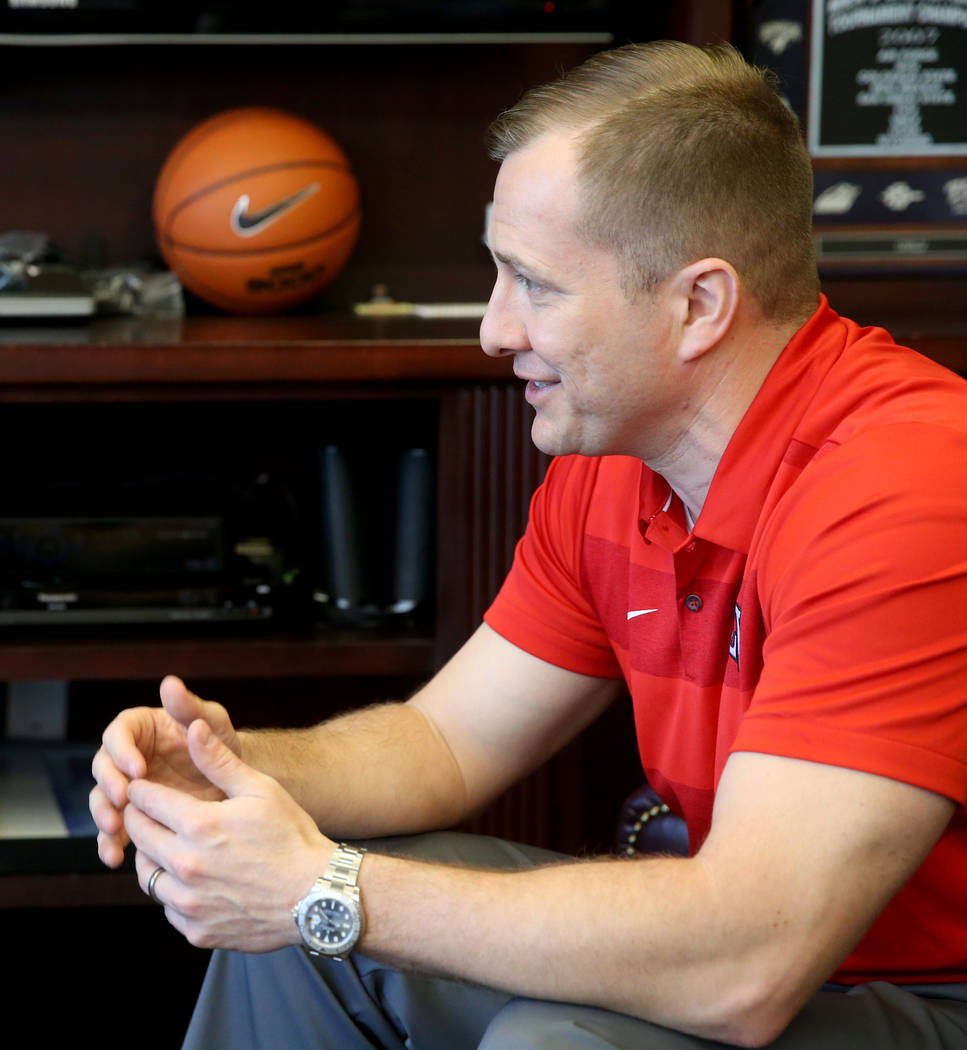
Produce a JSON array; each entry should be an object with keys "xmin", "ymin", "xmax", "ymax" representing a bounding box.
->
[{"xmin": 182, "ymin": 833, "xmax": 967, "ymax": 1049}]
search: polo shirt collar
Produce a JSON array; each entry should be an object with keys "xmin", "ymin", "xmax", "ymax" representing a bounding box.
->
[{"xmin": 684, "ymin": 296, "xmax": 847, "ymax": 555}]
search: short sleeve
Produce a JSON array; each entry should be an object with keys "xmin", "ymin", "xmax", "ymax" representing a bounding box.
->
[{"xmin": 484, "ymin": 456, "xmax": 623, "ymax": 679}]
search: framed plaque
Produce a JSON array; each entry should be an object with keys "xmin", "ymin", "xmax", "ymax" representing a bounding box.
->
[{"xmin": 748, "ymin": 0, "xmax": 967, "ymax": 271}]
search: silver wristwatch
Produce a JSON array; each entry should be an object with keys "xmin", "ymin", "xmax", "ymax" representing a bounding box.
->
[{"xmin": 292, "ymin": 844, "xmax": 366, "ymax": 960}]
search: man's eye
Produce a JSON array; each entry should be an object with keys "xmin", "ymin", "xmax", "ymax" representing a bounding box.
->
[{"xmin": 515, "ymin": 273, "xmax": 543, "ymax": 295}]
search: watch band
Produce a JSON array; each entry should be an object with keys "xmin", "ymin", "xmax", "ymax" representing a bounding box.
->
[{"xmin": 324, "ymin": 844, "xmax": 366, "ymax": 897}]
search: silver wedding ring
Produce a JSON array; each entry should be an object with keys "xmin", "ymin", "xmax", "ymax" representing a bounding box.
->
[{"xmin": 147, "ymin": 865, "xmax": 165, "ymax": 904}]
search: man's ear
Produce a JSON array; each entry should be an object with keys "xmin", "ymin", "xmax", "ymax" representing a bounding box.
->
[{"xmin": 672, "ymin": 259, "xmax": 740, "ymax": 363}]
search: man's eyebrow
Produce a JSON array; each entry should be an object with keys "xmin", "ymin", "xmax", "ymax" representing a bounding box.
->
[
  {"xmin": 483, "ymin": 240, "xmax": 529, "ymax": 272},
  {"xmin": 487, "ymin": 246, "xmax": 517, "ymax": 269},
  {"xmin": 489, "ymin": 247, "xmax": 553, "ymax": 284}
]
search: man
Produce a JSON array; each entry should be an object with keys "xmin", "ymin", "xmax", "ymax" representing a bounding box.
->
[{"xmin": 90, "ymin": 41, "xmax": 967, "ymax": 1049}]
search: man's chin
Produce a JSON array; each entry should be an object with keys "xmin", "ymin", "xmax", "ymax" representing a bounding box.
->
[{"xmin": 530, "ymin": 420, "xmax": 579, "ymax": 459}]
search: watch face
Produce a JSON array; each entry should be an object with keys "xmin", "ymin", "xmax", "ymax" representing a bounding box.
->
[{"xmin": 301, "ymin": 890, "xmax": 361, "ymax": 955}]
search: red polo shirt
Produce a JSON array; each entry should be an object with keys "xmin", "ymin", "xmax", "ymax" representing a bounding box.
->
[{"xmin": 484, "ymin": 297, "xmax": 967, "ymax": 984}]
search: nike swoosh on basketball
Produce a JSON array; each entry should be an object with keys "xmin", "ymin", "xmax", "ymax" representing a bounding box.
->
[
  {"xmin": 627, "ymin": 609, "xmax": 659, "ymax": 620},
  {"xmin": 230, "ymin": 182, "xmax": 321, "ymax": 237}
]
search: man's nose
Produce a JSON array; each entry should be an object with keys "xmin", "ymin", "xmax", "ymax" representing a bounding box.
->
[{"xmin": 479, "ymin": 282, "xmax": 530, "ymax": 359}]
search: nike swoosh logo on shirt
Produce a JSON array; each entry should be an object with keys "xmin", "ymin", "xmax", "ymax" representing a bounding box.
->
[
  {"xmin": 230, "ymin": 182, "xmax": 321, "ymax": 237},
  {"xmin": 627, "ymin": 609, "xmax": 659, "ymax": 620}
]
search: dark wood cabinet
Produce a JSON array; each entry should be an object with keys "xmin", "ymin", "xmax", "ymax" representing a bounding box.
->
[
  {"xmin": 0, "ymin": 315, "xmax": 572, "ymax": 897},
  {"xmin": 0, "ymin": 21, "xmax": 675, "ymax": 935}
]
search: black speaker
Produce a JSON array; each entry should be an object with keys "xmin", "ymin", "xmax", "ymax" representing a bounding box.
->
[
  {"xmin": 317, "ymin": 445, "xmax": 366, "ymax": 615},
  {"xmin": 317, "ymin": 445, "xmax": 433, "ymax": 624},
  {"xmin": 390, "ymin": 448, "xmax": 433, "ymax": 615}
]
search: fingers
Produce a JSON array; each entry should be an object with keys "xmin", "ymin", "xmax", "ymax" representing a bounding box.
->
[
  {"xmin": 123, "ymin": 736, "xmax": 329, "ymax": 953},
  {"xmin": 91, "ymin": 697, "xmax": 186, "ymax": 868},
  {"xmin": 96, "ymin": 830, "xmax": 129, "ymax": 870},
  {"xmin": 125, "ymin": 773, "xmax": 327, "ymax": 953},
  {"xmin": 89, "ymin": 778, "xmax": 124, "ymax": 831},
  {"xmin": 185, "ymin": 720, "xmax": 268, "ymax": 800},
  {"xmin": 91, "ymin": 677, "xmax": 237, "ymax": 874},
  {"xmin": 98, "ymin": 707, "xmax": 155, "ymax": 785},
  {"xmin": 135, "ymin": 849, "xmax": 181, "ymax": 913},
  {"xmin": 89, "ymin": 706, "xmax": 159, "ymax": 867},
  {"xmin": 123, "ymin": 787, "xmax": 183, "ymax": 895},
  {"xmin": 122, "ymin": 723, "xmax": 270, "ymax": 847},
  {"xmin": 90, "ymin": 721, "xmax": 143, "ymax": 867},
  {"xmin": 160, "ymin": 676, "xmax": 240, "ymax": 757},
  {"xmin": 159, "ymin": 675, "xmax": 207, "ymax": 728},
  {"xmin": 91, "ymin": 739, "xmax": 135, "ymax": 812}
]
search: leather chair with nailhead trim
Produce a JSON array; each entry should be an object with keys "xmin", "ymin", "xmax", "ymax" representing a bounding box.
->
[{"xmin": 616, "ymin": 783, "xmax": 690, "ymax": 858}]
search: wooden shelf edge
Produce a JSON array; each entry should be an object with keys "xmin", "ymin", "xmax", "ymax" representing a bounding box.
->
[
  {"xmin": 0, "ymin": 630, "xmax": 436, "ymax": 681},
  {"xmin": 0, "ymin": 318, "xmax": 515, "ymax": 391}
]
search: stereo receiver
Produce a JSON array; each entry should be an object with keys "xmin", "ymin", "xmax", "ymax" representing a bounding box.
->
[{"xmin": 0, "ymin": 515, "xmax": 282, "ymax": 627}]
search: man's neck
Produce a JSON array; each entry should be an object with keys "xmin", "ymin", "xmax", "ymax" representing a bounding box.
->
[{"xmin": 651, "ymin": 313, "xmax": 804, "ymax": 524}]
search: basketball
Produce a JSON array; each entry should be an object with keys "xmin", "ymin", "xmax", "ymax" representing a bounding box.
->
[{"xmin": 152, "ymin": 107, "xmax": 361, "ymax": 314}]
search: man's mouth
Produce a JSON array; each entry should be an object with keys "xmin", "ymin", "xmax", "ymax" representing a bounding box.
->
[{"xmin": 524, "ymin": 378, "xmax": 558, "ymax": 405}]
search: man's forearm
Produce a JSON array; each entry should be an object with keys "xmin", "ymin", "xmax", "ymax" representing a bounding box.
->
[
  {"xmin": 236, "ymin": 700, "xmax": 471, "ymax": 839},
  {"xmin": 355, "ymin": 849, "xmax": 791, "ymax": 1047},
  {"xmin": 348, "ymin": 753, "xmax": 955, "ymax": 1048}
]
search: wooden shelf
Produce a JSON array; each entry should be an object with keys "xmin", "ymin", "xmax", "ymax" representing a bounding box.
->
[
  {"xmin": 0, "ymin": 317, "xmax": 537, "ymax": 685},
  {"xmin": 0, "ymin": 628, "xmax": 435, "ymax": 682},
  {"xmin": 0, "ymin": 278, "xmax": 964, "ymax": 398},
  {"xmin": 0, "ymin": 314, "xmax": 512, "ymax": 399}
]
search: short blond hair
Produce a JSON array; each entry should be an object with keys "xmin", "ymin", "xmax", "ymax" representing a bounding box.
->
[{"xmin": 487, "ymin": 41, "xmax": 819, "ymax": 321}]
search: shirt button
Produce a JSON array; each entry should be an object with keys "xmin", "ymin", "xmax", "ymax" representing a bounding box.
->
[{"xmin": 684, "ymin": 594, "xmax": 703, "ymax": 612}]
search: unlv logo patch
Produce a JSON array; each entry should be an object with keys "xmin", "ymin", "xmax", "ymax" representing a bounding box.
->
[{"xmin": 729, "ymin": 603, "xmax": 741, "ymax": 668}]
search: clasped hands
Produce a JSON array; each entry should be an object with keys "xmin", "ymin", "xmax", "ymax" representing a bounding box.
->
[{"xmin": 89, "ymin": 675, "xmax": 332, "ymax": 953}]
